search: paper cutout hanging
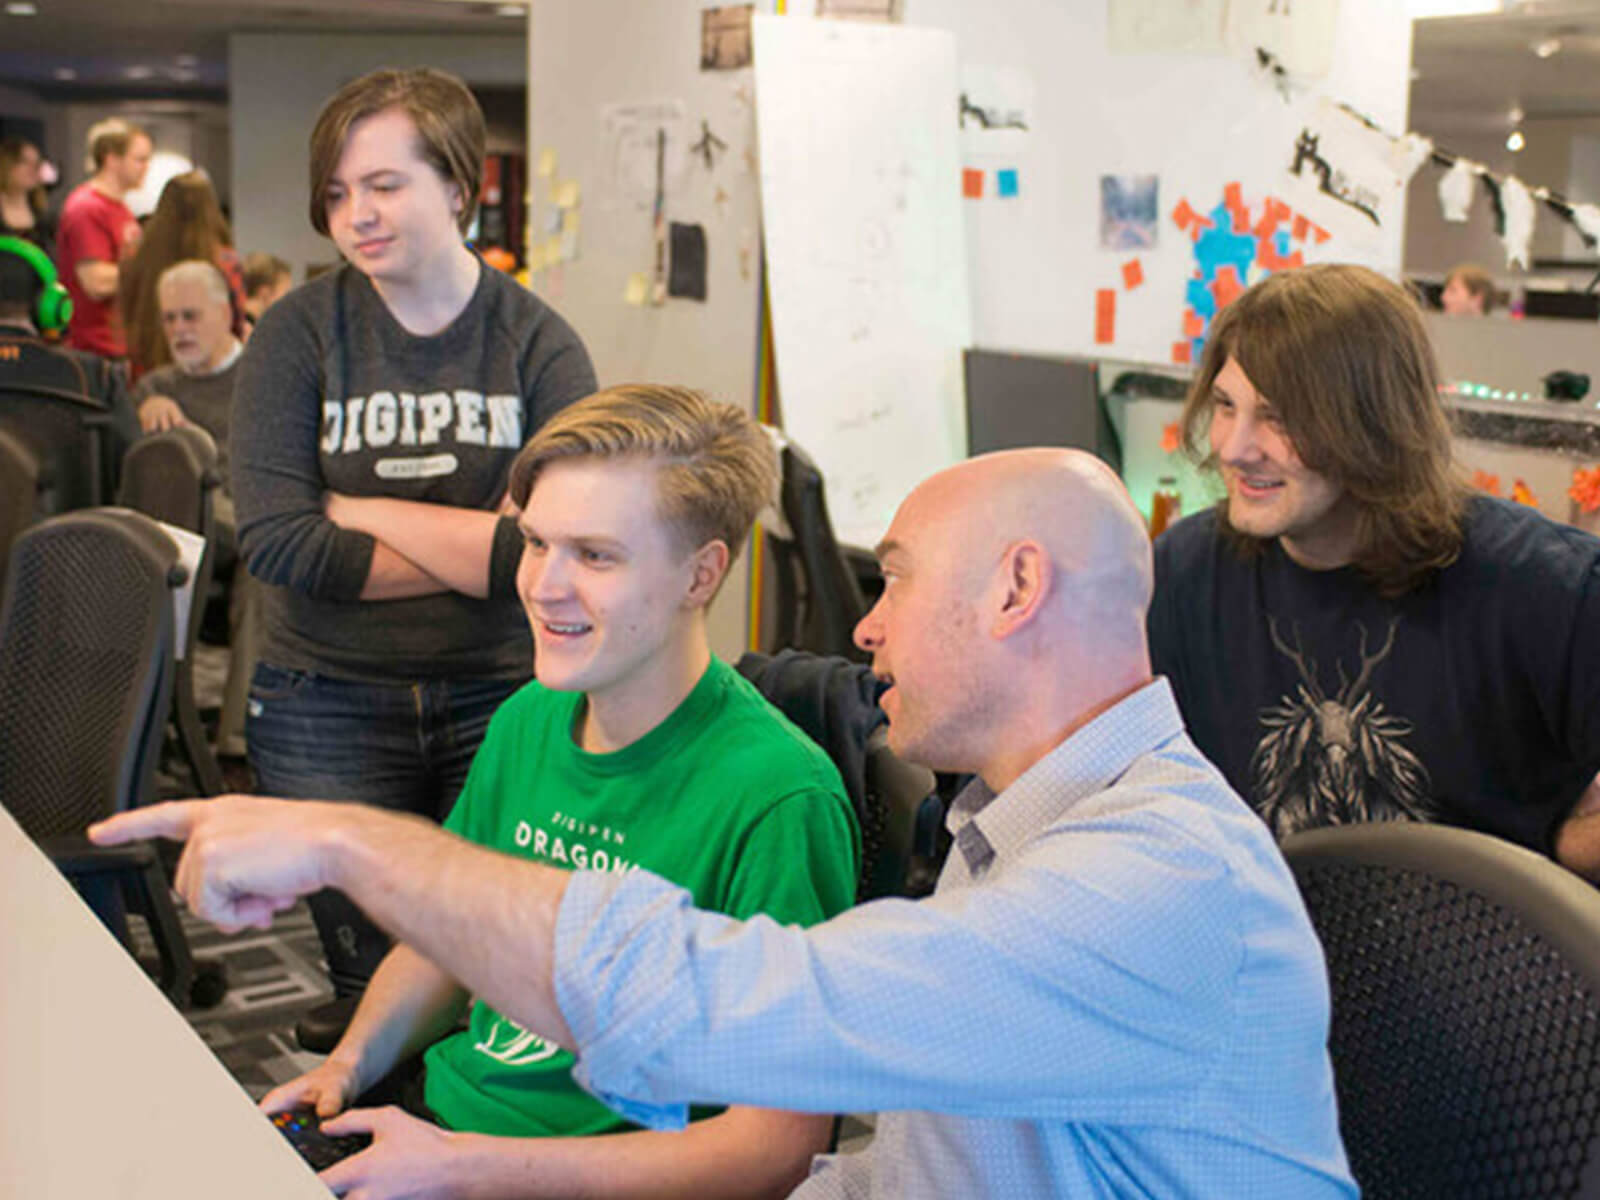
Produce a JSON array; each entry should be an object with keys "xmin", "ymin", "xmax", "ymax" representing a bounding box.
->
[
  {"xmin": 1388, "ymin": 133, "xmax": 1434, "ymax": 185},
  {"xmin": 1499, "ymin": 176, "xmax": 1536, "ymax": 269},
  {"xmin": 1572, "ymin": 203, "xmax": 1600, "ymax": 249},
  {"xmin": 1438, "ymin": 159, "xmax": 1478, "ymax": 223}
]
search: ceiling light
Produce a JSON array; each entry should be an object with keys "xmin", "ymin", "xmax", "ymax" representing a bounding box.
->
[
  {"xmin": 5, "ymin": 2, "xmax": 38, "ymax": 14},
  {"xmin": 1507, "ymin": 130, "xmax": 1526, "ymax": 152},
  {"xmin": 1534, "ymin": 37, "xmax": 1562, "ymax": 58},
  {"xmin": 124, "ymin": 64, "xmax": 154, "ymax": 80},
  {"xmin": 52, "ymin": 66, "xmax": 76, "ymax": 80},
  {"xmin": 495, "ymin": 3, "xmax": 524, "ymax": 12},
  {"xmin": 1509, "ymin": 105, "xmax": 1525, "ymax": 124},
  {"xmin": 175, "ymin": 54, "xmax": 198, "ymax": 67}
]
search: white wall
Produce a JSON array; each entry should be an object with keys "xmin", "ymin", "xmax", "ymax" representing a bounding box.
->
[
  {"xmin": 228, "ymin": 33, "xmax": 525, "ymax": 276},
  {"xmin": 528, "ymin": 0, "xmax": 772, "ymax": 658},
  {"xmin": 903, "ymin": 0, "xmax": 1413, "ymax": 365}
]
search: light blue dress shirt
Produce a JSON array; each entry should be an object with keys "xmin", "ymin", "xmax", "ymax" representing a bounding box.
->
[{"xmin": 554, "ymin": 678, "xmax": 1356, "ymax": 1197}]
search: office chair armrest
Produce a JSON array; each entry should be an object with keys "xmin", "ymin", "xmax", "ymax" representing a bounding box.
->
[{"xmin": 39, "ymin": 832, "xmax": 161, "ymax": 877}]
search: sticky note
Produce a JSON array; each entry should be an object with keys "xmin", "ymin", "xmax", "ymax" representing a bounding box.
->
[
  {"xmin": 555, "ymin": 180, "xmax": 581, "ymax": 209},
  {"xmin": 1183, "ymin": 309, "xmax": 1204, "ymax": 338},
  {"xmin": 624, "ymin": 272, "xmax": 649, "ymax": 306},
  {"xmin": 1122, "ymin": 259, "xmax": 1143, "ymax": 290},
  {"xmin": 536, "ymin": 148, "xmax": 556, "ymax": 179},
  {"xmin": 561, "ymin": 208, "xmax": 581, "ymax": 236},
  {"xmin": 1230, "ymin": 205, "xmax": 1250, "ymax": 234},
  {"xmin": 997, "ymin": 168, "xmax": 1019, "ymax": 198},
  {"xmin": 1172, "ymin": 340, "xmax": 1192, "ymax": 365},
  {"xmin": 1095, "ymin": 288, "xmax": 1116, "ymax": 345},
  {"xmin": 1224, "ymin": 181, "xmax": 1243, "ymax": 212},
  {"xmin": 1312, "ymin": 224, "xmax": 1331, "ymax": 244},
  {"xmin": 962, "ymin": 168, "xmax": 984, "ymax": 199},
  {"xmin": 1292, "ymin": 213, "xmax": 1310, "ymax": 241},
  {"xmin": 1172, "ymin": 199, "xmax": 1196, "ymax": 231},
  {"xmin": 1211, "ymin": 264, "xmax": 1244, "ymax": 310}
]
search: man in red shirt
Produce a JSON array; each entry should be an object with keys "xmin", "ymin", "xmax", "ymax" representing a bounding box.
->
[{"xmin": 55, "ymin": 118, "xmax": 151, "ymax": 358}]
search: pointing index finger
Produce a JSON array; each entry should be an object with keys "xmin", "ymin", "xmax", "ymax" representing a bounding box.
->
[{"xmin": 87, "ymin": 800, "xmax": 204, "ymax": 846}]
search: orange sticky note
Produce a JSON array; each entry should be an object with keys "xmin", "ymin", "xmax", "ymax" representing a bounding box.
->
[
  {"xmin": 1122, "ymin": 259, "xmax": 1144, "ymax": 290},
  {"xmin": 1291, "ymin": 213, "xmax": 1310, "ymax": 241},
  {"xmin": 1161, "ymin": 422, "xmax": 1182, "ymax": 454},
  {"xmin": 1095, "ymin": 289, "xmax": 1116, "ymax": 345},
  {"xmin": 1211, "ymin": 264, "xmax": 1244, "ymax": 310},
  {"xmin": 1172, "ymin": 340, "xmax": 1192, "ymax": 365},
  {"xmin": 1224, "ymin": 181, "xmax": 1243, "ymax": 211},
  {"xmin": 962, "ymin": 168, "xmax": 984, "ymax": 199},
  {"xmin": 1230, "ymin": 205, "xmax": 1250, "ymax": 234},
  {"xmin": 1312, "ymin": 224, "xmax": 1331, "ymax": 244},
  {"xmin": 1171, "ymin": 199, "xmax": 1196, "ymax": 231},
  {"xmin": 1183, "ymin": 309, "xmax": 1204, "ymax": 338}
]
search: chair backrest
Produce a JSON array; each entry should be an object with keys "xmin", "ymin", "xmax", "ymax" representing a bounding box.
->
[
  {"xmin": 0, "ymin": 427, "xmax": 40, "ymax": 595},
  {"xmin": 735, "ymin": 649, "xmax": 937, "ymax": 901},
  {"xmin": 1282, "ymin": 822, "xmax": 1600, "ymax": 1199},
  {"xmin": 117, "ymin": 425, "xmax": 219, "ymax": 536},
  {"xmin": 0, "ymin": 509, "xmax": 179, "ymax": 841},
  {"xmin": 118, "ymin": 426, "xmax": 219, "ymax": 662},
  {"xmin": 765, "ymin": 438, "xmax": 869, "ymax": 661},
  {"xmin": 0, "ymin": 385, "xmax": 113, "ymax": 514}
]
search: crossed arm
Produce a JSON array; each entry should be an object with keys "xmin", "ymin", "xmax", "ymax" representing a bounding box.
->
[{"xmin": 323, "ymin": 493, "xmax": 510, "ymax": 602}]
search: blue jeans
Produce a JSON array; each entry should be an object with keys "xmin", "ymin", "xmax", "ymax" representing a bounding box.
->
[{"xmin": 246, "ymin": 663, "xmax": 521, "ymax": 996}]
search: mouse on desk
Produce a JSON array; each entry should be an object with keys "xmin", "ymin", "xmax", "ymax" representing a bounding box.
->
[{"xmin": 270, "ymin": 1107, "xmax": 372, "ymax": 1171}]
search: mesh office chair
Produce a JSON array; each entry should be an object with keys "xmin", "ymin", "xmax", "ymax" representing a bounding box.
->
[
  {"xmin": 0, "ymin": 508, "xmax": 222, "ymax": 1009},
  {"xmin": 736, "ymin": 649, "xmax": 940, "ymax": 901},
  {"xmin": 0, "ymin": 427, "xmax": 39, "ymax": 599},
  {"xmin": 117, "ymin": 426, "xmax": 226, "ymax": 796},
  {"xmin": 761, "ymin": 433, "xmax": 870, "ymax": 662},
  {"xmin": 1282, "ymin": 822, "xmax": 1600, "ymax": 1199},
  {"xmin": 0, "ymin": 384, "xmax": 115, "ymax": 514}
]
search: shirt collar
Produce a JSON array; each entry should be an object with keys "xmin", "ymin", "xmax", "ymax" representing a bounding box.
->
[{"xmin": 948, "ymin": 677, "xmax": 1186, "ymax": 872}]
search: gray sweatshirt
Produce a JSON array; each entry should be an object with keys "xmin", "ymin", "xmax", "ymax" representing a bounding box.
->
[{"xmin": 232, "ymin": 261, "xmax": 596, "ymax": 683}]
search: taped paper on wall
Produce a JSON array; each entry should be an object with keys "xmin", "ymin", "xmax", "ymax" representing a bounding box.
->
[{"xmin": 602, "ymin": 100, "xmax": 687, "ymax": 212}]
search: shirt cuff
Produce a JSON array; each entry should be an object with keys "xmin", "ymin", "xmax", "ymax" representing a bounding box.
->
[{"xmin": 553, "ymin": 868, "xmax": 695, "ymax": 1132}]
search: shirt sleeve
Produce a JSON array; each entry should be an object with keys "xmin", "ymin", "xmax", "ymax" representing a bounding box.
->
[
  {"xmin": 554, "ymin": 810, "xmax": 1241, "ymax": 1131},
  {"xmin": 230, "ymin": 296, "xmax": 377, "ymax": 602},
  {"xmin": 59, "ymin": 203, "xmax": 118, "ymax": 267},
  {"xmin": 722, "ymin": 788, "xmax": 859, "ymax": 927}
]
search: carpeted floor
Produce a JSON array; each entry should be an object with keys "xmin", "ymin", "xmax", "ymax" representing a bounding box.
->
[{"xmin": 129, "ymin": 899, "xmax": 332, "ymax": 1101}]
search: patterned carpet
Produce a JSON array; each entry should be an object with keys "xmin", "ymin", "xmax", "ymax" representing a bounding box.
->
[{"xmin": 129, "ymin": 899, "xmax": 333, "ymax": 1101}]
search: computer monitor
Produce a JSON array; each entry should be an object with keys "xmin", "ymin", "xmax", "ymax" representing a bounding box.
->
[
  {"xmin": 1523, "ymin": 290, "xmax": 1600, "ymax": 321},
  {"xmin": 964, "ymin": 349, "xmax": 1121, "ymax": 473}
]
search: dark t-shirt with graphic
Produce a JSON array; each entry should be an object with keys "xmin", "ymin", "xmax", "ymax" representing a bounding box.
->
[
  {"xmin": 232, "ymin": 261, "xmax": 595, "ymax": 683},
  {"xmin": 1149, "ymin": 497, "xmax": 1600, "ymax": 855}
]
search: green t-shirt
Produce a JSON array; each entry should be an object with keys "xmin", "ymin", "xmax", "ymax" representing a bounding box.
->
[{"xmin": 422, "ymin": 655, "xmax": 860, "ymax": 1137}]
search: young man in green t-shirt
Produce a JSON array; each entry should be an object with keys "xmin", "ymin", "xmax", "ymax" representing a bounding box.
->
[{"xmin": 260, "ymin": 385, "xmax": 860, "ymax": 1197}]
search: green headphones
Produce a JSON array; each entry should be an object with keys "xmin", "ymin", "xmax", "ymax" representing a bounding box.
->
[{"xmin": 0, "ymin": 234, "xmax": 72, "ymax": 332}]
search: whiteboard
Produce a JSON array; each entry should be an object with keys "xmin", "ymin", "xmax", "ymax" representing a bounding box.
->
[{"xmin": 753, "ymin": 15, "xmax": 972, "ymax": 549}]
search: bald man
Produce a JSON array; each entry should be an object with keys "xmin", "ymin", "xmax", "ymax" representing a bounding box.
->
[{"xmin": 92, "ymin": 449, "xmax": 1354, "ymax": 1198}]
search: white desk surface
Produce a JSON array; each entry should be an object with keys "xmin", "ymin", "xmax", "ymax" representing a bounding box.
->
[{"xmin": 0, "ymin": 806, "xmax": 330, "ymax": 1198}]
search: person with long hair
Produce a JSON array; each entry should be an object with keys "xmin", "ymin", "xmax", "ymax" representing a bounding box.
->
[
  {"xmin": 230, "ymin": 67, "xmax": 596, "ymax": 1029},
  {"xmin": 1148, "ymin": 263, "xmax": 1600, "ymax": 877},
  {"xmin": 120, "ymin": 170, "xmax": 246, "ymax": 374},
  {"xmin": 0, "ymin": 136, "xmax": 54, "ymax": 254}
]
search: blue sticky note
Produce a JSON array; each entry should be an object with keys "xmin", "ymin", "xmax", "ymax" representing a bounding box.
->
[
  {"xmin": 997, "ymin": 168, "xmax": 1019, "ymax": 198},
  {"xmin": 1275, "ymin": 231, "xmax": 1291, "ymax": 257},
  {"xmin": 1186, "ymin": 277, "xmax": 1216, "ymax": 318}
]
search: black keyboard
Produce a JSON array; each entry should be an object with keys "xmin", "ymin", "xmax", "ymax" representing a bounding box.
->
[{"xmin": 270, "ymin": 1108, "xmax": 372, "ymax": 1171}]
